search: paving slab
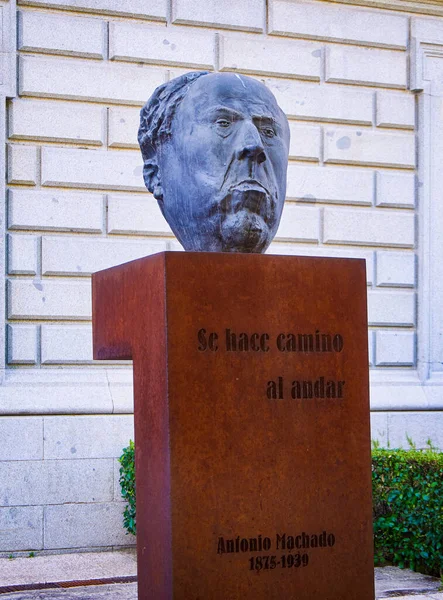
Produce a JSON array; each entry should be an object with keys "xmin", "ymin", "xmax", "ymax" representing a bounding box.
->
[
  {"xmin": 0, "ymin": 583, "xmax": 137, "ymax": 599},
  {"xmin": 1, "ymin": 583, "xmax": 443, "ymax": 600},
  {"xmin": 0, "ymin": 550, "xmax": 136, "ymax": 587},
  {"xmin": 375, "ymin": 566, "xmax": 442, "ymax": 598},
  {"xmin": 399, "ymin": 596, "xmax": 443, "ymax": 600},
  {"xmin": 0, "ymin": 551, "xmax": 441, "ymax": 599}
]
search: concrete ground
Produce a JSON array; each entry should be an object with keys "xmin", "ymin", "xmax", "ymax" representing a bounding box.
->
[{"xmin": 0, "ymin": 550, "xmax": 441, "ymax": 599}]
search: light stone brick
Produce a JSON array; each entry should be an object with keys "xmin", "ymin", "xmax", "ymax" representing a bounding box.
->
[
  {"xmin": 44, "ymin": 502, "xmax": 132, "ymax": 549},
  {"xmin": 323, "ymin": 208, "xmax": 415, "ymax": 248},
  {"xmin": 166, "ymin": 66, "xmax": 217, "ymax": 81},
  {"xmin": 17, "ymin": 0, "xmax": 167, "ymax": 21},
  {"xmin": 275, "ymin": 204, "xmax": 319, "ymax": 242},
  {"xmin": 107, "ymin": 195, "xmax": 172, "ymax": 235},
  {"xmin": 108, "ymin": 108, "xmax": 139, "ymax": 149},
  {"xmin": 370, "ymin": 412, "xmax": 388, "ymax": 446},
  {"xmin": 41, "ymin": 325, "xmax": 92, "ymax": 363},
  {"xmin": 109, "ymin": 23, "xmax": 215, "ymax": 70},
  {"xmin": 8, "ymin": 234, "xmax": 38, "ymax": 275},
  {"xmin": 286, "ymin": 165, "xmax": 373, "ymax": 205},
  {"xmin": 266, "ymin": 80, "xmax": 373, "ymax": 125},
  {"xmin": 44, "ymin": 415, "xmax": 134, "ymax": 459},
  {"xmin": 172, "ymin": 0, "xmax": 264, "ymax": 32},
  {"xmin": 0, "ymin": 506, "xmax": 43, "ymax": 551},
  {"xmin": 376, "ymin": 171, "xmax": 415, "ymax": 208},
  {"xmin": 324, "ymin": 128, "xmax": 415, "ymax": 169},
  {"xmin": 8, "ymin": 189, "xmax": 104, "ymax": 233},
  {"xmin": 387, "ymin": 412, "xmax": 443, "ymax": 450},
  {"xmin": 376, "ymin": 251, "xmax": 415, "ymax": 288},
  {"xmin": 169, "ymin": 240, "xmax": 184, "ymax": 252},
  {"xmin": 0, "ymin": 377, "xmax": 118, "ymax": 414},
  {"xmin": 0, "ymin": 1, "xmax": 16, "ymax": 97},
  {"xmin": 9, "ymin": 99, "xmax": 105, "ymax": 145},
  {"xmin": 7, "ymin": 325, "xmax": 38, "ymax": 365},
  {"xmin": 376, "ymin": 91, "xmax": 415, "ymax": 129},
  {"xmin": 367, "ymin": 291, "xmax": 415, "ymax": 326},
  {"xmin": 288, "ymin": 123, "xmax": 320, "ymax": 161},
  {"xmin": 269, "ymin": 1, "xmax": 407, "ymax": 49},
  {"xmin": 326, "ymin": 46, "xmax": 407, "ymax": 89},
  {"xmin": 20, "ymin": 55, "xmax": 166, "ymax": 105},
  {"xmin": 412, "ymin": 16, "xmax": 443, "ymax": 46},
  {"xmin": 219, "ymin": 35, "xmax": 321, "ymax": 80},
  {"xmin": 41, "ymin": 147, "xmax": 145, "ymax": 191},
  {"xmin": 267, "ymin": 244, "xmax": 374, "ymax": 285},
  {"xmin": 8, "ymin": 280, "xmax": 91, "ymax": 320},
  {"xmin": 376, "ymin": 331, "xmax": 415, "ymax": 366},
  {"xmin": 19, "ymin": 11, "xmax": 105, "ymax": 59},
  {"xmin": 0, "ymin": 459, "xmax": 113, "ymax": 506},
  {"xmin": 0, "ymin": 417, "xmax": 43, "ymax": 461},
  {"xmin": 104, "ymin": 371, "xmax": 135, "ymax": 414},
  {"xmin": 7, "ymin": 144, "xmax": 37, "ymax": 185},
  {"xmin": 42, "ymin": 236, "xmax": 167, "ymax": 276},
  {"xmin": 368, "ymin": 331, "xmax": 374, "ymax": 366}
]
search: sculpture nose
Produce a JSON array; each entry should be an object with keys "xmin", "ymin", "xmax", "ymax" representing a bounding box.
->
[
  {"xmin": 236, "ymin": 123, "xmax": 266, "ymax": 164},
  {"xmin": 237, "ymin": 144, "xmax": 266, "ymax": 164}
]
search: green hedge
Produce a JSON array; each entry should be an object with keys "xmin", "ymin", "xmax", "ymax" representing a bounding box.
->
[
  {"xmin": 119, "ymin": 440, "xmax": 443, "ymax": 576},
  {"xmin": 119, "ymin": 440, "xmax": 136, "ymax": 536},
  {"xmin": 372, "ymin": 441, "xmax": 443, "ymax": 577}
]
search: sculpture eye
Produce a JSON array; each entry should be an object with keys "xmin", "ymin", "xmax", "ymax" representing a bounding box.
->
[
  {"xmin": 216, "ymin": 118, "xmax": 231, "ymax": 128},
  {"xmin": 261, "ymin": 126, "xmax": 276, "ymax": 138}
]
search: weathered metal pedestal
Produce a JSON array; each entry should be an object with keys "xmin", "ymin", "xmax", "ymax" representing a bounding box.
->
[{"xmin": 92, "ymin": 252, "xmax": 374, "ymax": 600}]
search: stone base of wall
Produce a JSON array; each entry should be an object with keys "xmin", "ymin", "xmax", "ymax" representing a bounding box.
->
[
  {"xmin": 0, "ymin": 406, "xmax": 442, "ymax": 553},
  {"xmin": 0, "ymin": 414, "xmax": 135, "ymax": 553},
  {"xmin": 371, "ymin": 411, "xmax": 443, "ymax": 448}
]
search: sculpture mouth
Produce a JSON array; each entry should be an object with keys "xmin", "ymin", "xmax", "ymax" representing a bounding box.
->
[
  {"xmin": 220, "ymin": 184, "xmax": 273, "ymax": 221},
  {"xmin": 231, "ymin": 179, "xmax": 270, "ymax": 195}
]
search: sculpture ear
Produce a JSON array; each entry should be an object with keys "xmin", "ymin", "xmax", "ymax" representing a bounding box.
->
[{"xmin": 143, "ymin": 160, "xmax": 163, "ymax": 202}]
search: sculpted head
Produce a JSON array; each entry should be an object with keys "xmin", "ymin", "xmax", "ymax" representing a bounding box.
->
[{"xmin": 138, "ymin": 71, "xmax": 290, "ymax": 253}]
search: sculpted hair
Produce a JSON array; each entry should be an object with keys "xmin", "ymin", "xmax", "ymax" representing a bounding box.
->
[{"xmin": 138, "ymin": 71, "xmax": 209, "ymax": 162}]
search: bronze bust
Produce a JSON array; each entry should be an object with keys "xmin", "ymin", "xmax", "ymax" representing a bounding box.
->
[{"xmin": 139, "ymin": 71, "xmax": 290, "ymax": 253}]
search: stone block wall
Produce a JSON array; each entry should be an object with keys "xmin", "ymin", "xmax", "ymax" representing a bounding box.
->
[
  {"xmin": 0, "ymin": 414, "xmax": 134, "ymax": 552},
  {"xmin": 1, "ymin": 0, "xmax": 443, "ymax": 552}
]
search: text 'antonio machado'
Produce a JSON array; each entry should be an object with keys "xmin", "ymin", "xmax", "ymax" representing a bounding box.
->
[{"xmin": 217, "ymin": 531, "xmax": 337, "ymax": 572}]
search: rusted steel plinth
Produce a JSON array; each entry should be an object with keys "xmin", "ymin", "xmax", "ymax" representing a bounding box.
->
[{"xmin": 92, "ymin": 252, "xmax": 374, "ymax": 600}]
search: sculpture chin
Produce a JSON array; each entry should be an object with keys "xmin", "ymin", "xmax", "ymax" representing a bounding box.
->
[
  {"xmin": 218, "ymin": 187, "xmax": 276, "ymax": 253},
  {"xmin": 163, "ymin": 188, "xmax": 279, "ymax": 253},
  {"xmin": 220, "ymin": 210, "xmax": 271, "ymax": 253}
]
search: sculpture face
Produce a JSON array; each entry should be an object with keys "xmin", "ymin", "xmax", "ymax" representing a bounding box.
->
[{"xmin": 144, "ymin": 72, "xmax": 290, "ymax": 253}]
